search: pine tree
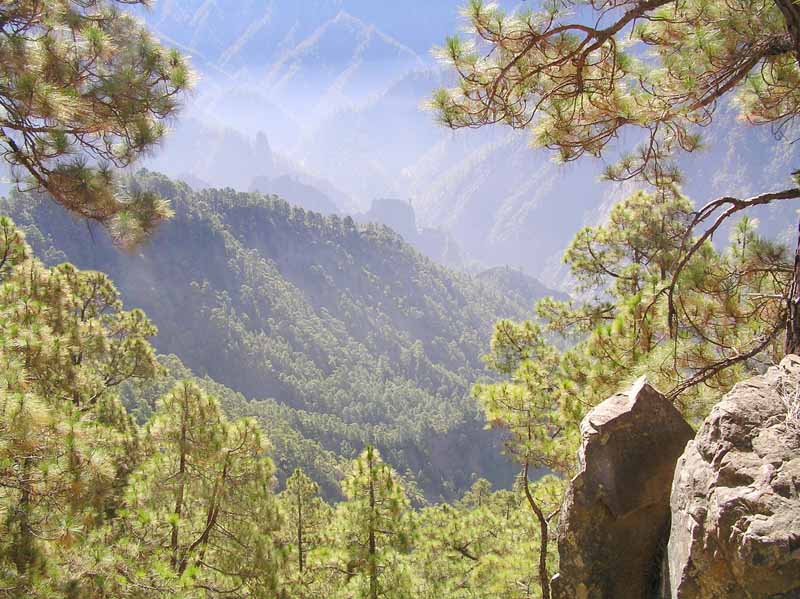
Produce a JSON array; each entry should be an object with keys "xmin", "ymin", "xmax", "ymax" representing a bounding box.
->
[
  {"xmin": 276, "ymin": 467, "xmax": 335, "ymax": 598},
  {"xmin": 434, "ymin": 0, "xmax": 800, "ymax": 354},
  {"xmin": 120, "ymin": 382, "xmax": 282, "ymax": 598},
  {"xmin": 541, "ymin": 191, "xmax": 790, "ymax": 415},
  {"xmin": 0, "ymin": 1, "xmax": 191, "ymax": 246},
  {"xmin": 473, "ymin": 321, "xmax": 572, "ymax": 599},
  {"xmin": 333, "ymin": 447, "xmax": 414, "ymax": 599},
  {"xmin": 282, "ymin": 469, "xmax": 320, "ymax": 575},
  {"xmin": 0, "ymin": 216, "xmax": 157, "ymax": 596},
  {"xmin": 412, "ymin": 479, "xmax": 560, "ymax": 599}
]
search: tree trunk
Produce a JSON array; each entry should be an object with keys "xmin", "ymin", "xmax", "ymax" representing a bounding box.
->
[
  {"xmin": 786, "ymin": 217, "xmax": 800, "ymax": 356},
  {"xmin": 171, "ymin": 418, "xmax": 188, "ymax": 570},
  {"xmin": 368, "ymin": 454, "xmax": 378, "ymax": 599},
  {"xmin": 523, "ymin": 462, "xmax": 551, "ymax": 599},
  {"xmin": 12, "ymin": 457, "xmax": 35, "ymax": 578},
  {"xmin": 297, "ymin": 496, "xmax": 304, "ymax": 573},
  {"xmin": 775, "ymin": 0, "xmax": 800, "ymax": 64}
]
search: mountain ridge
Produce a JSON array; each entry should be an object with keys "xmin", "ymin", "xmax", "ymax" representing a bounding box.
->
[{"xmin": 263, "ymin": 10, "xmax": 424, "ymax": 122}]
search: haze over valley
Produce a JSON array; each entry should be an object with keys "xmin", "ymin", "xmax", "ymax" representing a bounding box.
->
[
  {"xmin": 1, "ymin": 1, "xmax": 799, "ymax": 596},
  {"xmin": 138, "ymin": 1, "xmax": 799, "ymax": 286}
]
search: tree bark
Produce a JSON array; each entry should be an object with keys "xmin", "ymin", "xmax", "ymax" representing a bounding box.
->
[
  {"xmin": 297, "ymin": 494, "xmax": 304, "ymax": 573},
  {"xmin": 523, "ymin": 461, "xmax": 551, "ymax": 599},
  {"xmin": 368, "ymin": 452, "xmax": 378, "ymax": 599},
  {"xmin": 775, "ymin": 0, "xmax": 800, "ymax": 65},
  {"xmin": 786, "ymin": 216, "xmax": 800, "ymax": 356},
  {"xmin": 171, "ymin": 418, "xmax": 188, "ymax": 570}
]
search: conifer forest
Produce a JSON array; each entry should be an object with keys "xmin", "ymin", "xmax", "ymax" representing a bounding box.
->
[{"xmin": 0, "ymin": 1, "xmax": 799, "ymax": 598}]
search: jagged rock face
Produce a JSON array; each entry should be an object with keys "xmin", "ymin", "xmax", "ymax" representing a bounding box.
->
[
  {"xmin": 551, "ymin": 379, "xmax": 695, "ymax": 599},
  {"xmin": 665, "ymin": 355, "xmax": 800, "ymax": 599}
]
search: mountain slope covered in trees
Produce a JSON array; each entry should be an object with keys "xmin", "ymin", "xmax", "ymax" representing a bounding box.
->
[
  {"xmin": 0, "ymin": 214, "xmax": 549, "ymax": 595},
  {"xmin": 2, "ymin": 171, "xmax": 555, "ymax": 499}
]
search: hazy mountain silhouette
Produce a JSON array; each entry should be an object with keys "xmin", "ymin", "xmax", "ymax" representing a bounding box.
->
[{"xmin": 132, "ymin": 1, "xmax": 800, "ymax": 289}]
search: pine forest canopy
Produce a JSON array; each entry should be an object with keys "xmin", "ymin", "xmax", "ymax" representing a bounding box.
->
[
  {"xmin": 4, "ymin": 168, "xmax": 793, "ymax": 599},
  {"xmin": 0, "ymin": 216, "xmax": 560, "ymax": 596},
  {"xmin": 0, "ymin": 0, "xmax": 191, "ymax": 246},
  {"xmin": 1, "ymin": 169, "xmax": 551, "ymax": 499},
  {"xmin": 0, "ymin": 172, "xmax": 791, "ymax": 598}
]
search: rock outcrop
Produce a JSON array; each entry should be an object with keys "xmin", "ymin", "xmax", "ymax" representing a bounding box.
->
[
  {"xmin": 551, "ymin": 378, "xmax": 695, "ymax": 599},
  {"xmin": 664, "ymin": 355, "xmax": 800, "ymax": 599}
]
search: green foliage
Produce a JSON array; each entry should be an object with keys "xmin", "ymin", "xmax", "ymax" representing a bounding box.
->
[
  {"xmin": 277, "ymin": 468, "xmax": 334, "ymax": 597},
  {"xmin": 120, "ymin": 353, "xmax": 346, "ymax": 501},
  {"xmin": 4, "ymin": 1, "xmax": 795, "ymax": 595},
  {"xmin": 332, "ymin": 447, "xmax": 414, "ymax": 599},
  {"xmin": 556, "ymin": 191, "xmax": 788, "ymax": 416},
  {"xmin": 2, "ymin": 170, "xmax": 544, "ymax": 499},
  {"xmin": 0, "ymin": 218, "xmax": 283, "ymax": 597},
  {"xmin": 0, "ymin": 215, "xmax": 150, "ymax": 595},
  {"xmin": 412, "ymin": 476, "xmax": 561, "ymax": 599},
  {"xmin": 120, "ymin": 382, "xmax": 282, "ymax": 597},
  {"xmin": 433, "ymin": 0, "xmax": 800, "ymax": 188},
  {"xmin": 10, "ymin": 208, "xmax": 772, "ymax": 598},
  {"xmin": 270, "ymin": 457, "xmax": 563, "ymax": 599},
  {"xmin": 0, "ymin": 1, "xmax": 191, "ymax": 246},
  {"xmin": 274, "ymin": 447, "xmax": 445, "ymax": 599},
  {"xmin": 432, "ymin": 4, "xmax": 800, "ymax": 455},
  {"xmin": 0, "ymin": 206, "xmax": 567, "ymax": 599},
  {"xmin": 475, "ymin": 320, "xmax": 575, "ymax": 473},
  {"xmin": 476, "ymin": 191, "xmax": 790, "ymax": 482}
]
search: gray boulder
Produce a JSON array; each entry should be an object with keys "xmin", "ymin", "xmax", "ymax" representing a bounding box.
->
[
  {"xmin": 552, "ymin": 378, "xmax": 695, "ymax": 599},
  {"xmin": 665, "ymin": 355, "xmax": 800, "ymax": 599}
]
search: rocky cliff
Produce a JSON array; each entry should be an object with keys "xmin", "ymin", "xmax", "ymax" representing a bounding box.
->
[
  {"xmin": 551, "ymin": 379, "xmax": 695, "ymax": 599},
  {"xmin": 552, "ymin": 357, "xmax": 800, "ymax": 599},
  {"xmin": 665, "ymin": 355, "xmax": 800, "ymax": 599}
]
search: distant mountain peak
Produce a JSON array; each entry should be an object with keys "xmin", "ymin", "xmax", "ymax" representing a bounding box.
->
[
  {"xmin": 330, "ymin": 9, "xmax": 370, "ymax": 29},
  {"xmin": 278, "ymin": 9, "xmax": 420, "ymax": 63},
  {"xmin": 262, "ymin": 9, "xmax": 423, "ymax": 123}
]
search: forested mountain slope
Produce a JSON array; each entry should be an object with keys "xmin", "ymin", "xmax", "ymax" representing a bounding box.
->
[{"xmin": 2, "ymin": 171, "xmax": 555, "ymax": 499}]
